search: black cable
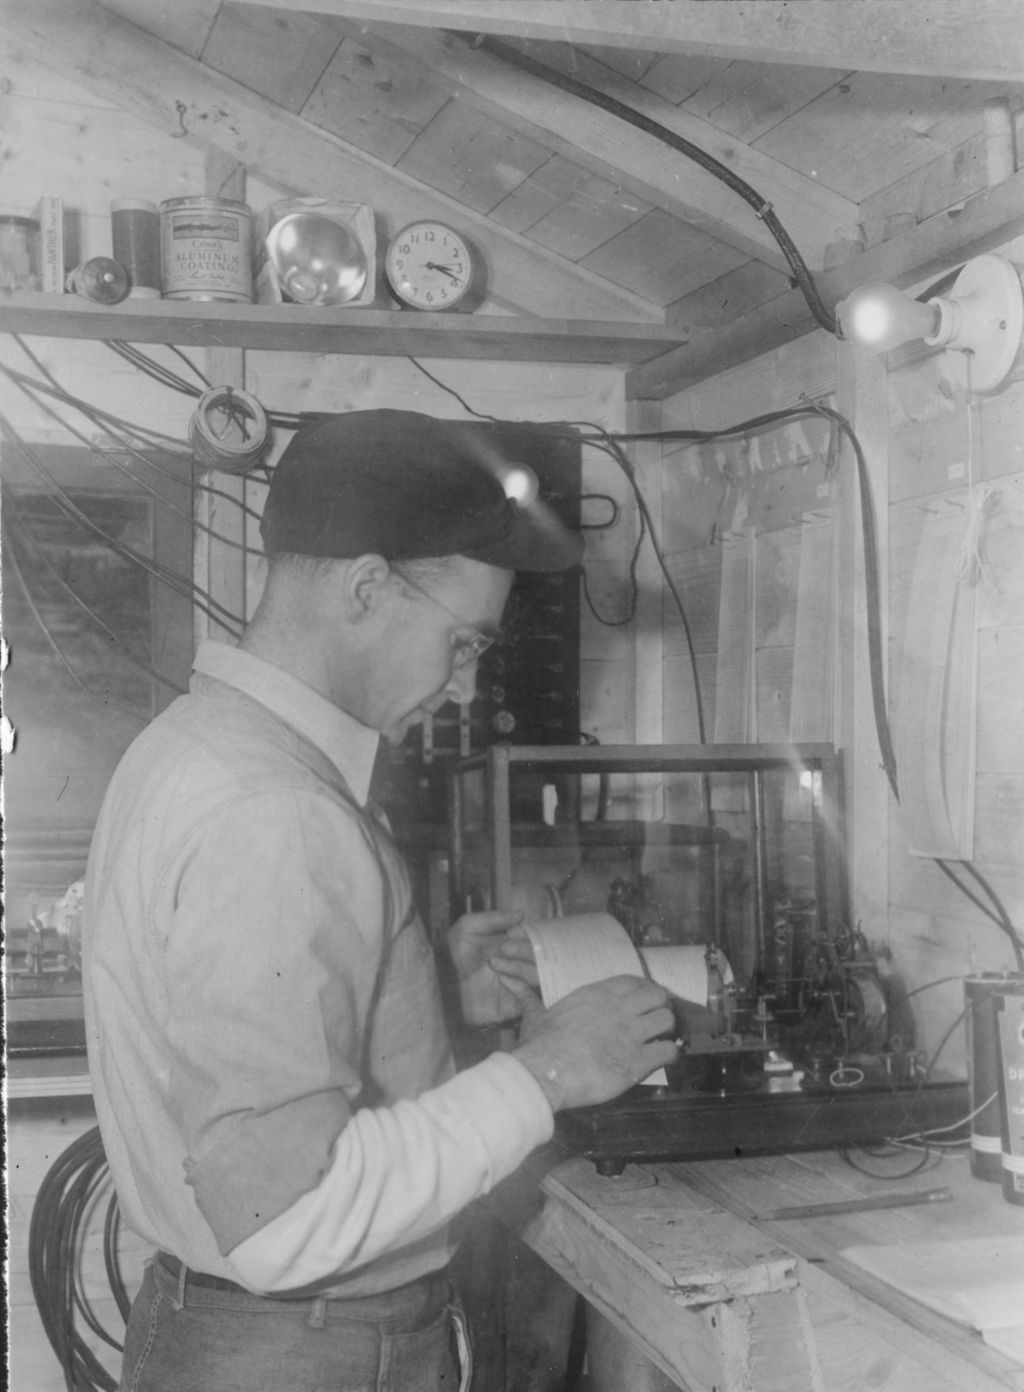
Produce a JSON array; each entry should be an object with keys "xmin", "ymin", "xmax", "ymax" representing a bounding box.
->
[
  {"xmin": 1, "ymin": 366, "xmax": 262, "ymax": 551},
  {"xmin": 407, "ymin": 356, "xmax": 503, "ymax": 418},
  {"xmin": 578, "ymin": 493, "xmax": 620, "ymax": 529},
  {"xmin": 6, "ymin": 345, "xmax": 266, "ymax": 521},
  {"xmin": 103, "ymin": 340, "xmax": 307, "ymax": 431},
  {"xmin": 28, "ymin": 1126, "xmax": 124, "ymax": 1392},
  {"xmin": 0, "ymin": 417, "xmax": 246, "ymax": 635},
  {"xmin": 2, "ymin": 498, "xmax": 186, "ymax": 703},
  {"xmin": 470, "ymin": 34, "xmax": 837, "ymax": 334}
]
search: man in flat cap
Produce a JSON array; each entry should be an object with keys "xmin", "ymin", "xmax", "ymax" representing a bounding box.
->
[{"xmin": 83, "ymin": 410, "xmax": 677, "ymax": 1392}]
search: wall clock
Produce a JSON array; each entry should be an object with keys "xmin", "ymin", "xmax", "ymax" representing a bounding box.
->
[{"xmin": 384, "ymin": 221, "xmax": 475, "ymax": 311}]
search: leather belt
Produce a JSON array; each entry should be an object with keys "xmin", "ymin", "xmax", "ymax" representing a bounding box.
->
[{"xmin": 157, "ymin": 1252, "xmax": 263, "ymax": 1297}]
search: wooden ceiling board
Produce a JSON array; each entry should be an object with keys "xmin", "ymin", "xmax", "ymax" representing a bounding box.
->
[
  {"xmin": 667, "ymin": 260, "xmax": 793, "ymax": 334},
  {"xmin": 859, "ymin": 115, "xmax": 1022, "ymax": 237},
  {"xmin": 490, "ymin": 159, "xmax": 652, "ymax": 261},
  {"xmin": 99, "ymin": 0, "xmax": 220, "ymax": 58},
  {"xmin": 395, "ymin": 98, "xmax": 553, "ymax": 214},
  {"xmin": 638, "ymin": 53, "xmax": 747, "ymax": 108},
  {"xmin": 487, "ymin": 153, "xmax": 604, "ymax": 236},
  {"xmin": 669, "ymin": 61, "xmax": 850, "ymax": 147},
  {"xmin": 754, "ymin": 73, "xmax": 1023, "ymax": 202},
  {"xmin": 200, "ymin": 2, "xmax": 346, "ymax": 113},
  {"xmin": 520, "ymin": 173, "xmax": 653, "ymax": 265},
  {"xmin": 230, "ymin": 1, "xmax": 1024, "ymax": 83},
  {"xmin": 581, "ymin": 209, "xmax": 749, "ymax": 306},
  {"xmin": 301, "ymin": 36, "xmax": 450, "ymax": 165},
  {"xmin": 572, "ymin": 44, "xmax": 662, "ymax": 85}
]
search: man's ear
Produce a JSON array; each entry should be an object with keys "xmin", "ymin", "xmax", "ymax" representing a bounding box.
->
[{"xmin": 341, "ymin": 554, "xmax": 394, "ymax": 624}]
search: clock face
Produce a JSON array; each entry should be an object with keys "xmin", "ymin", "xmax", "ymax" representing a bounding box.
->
[{"xmin": 385, "ymin": 222, "xmax": 474, "ymax": 310}]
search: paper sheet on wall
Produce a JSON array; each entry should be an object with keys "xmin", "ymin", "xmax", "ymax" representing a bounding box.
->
[{"xmin": 522, "ymin": 914, "xmax": 726, "ymax": 1088}]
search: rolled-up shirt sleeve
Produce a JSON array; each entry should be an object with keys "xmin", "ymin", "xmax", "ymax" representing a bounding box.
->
[{"xmin": 227, "ymin": 1051, "xmax": 553, "ymax": 1292}]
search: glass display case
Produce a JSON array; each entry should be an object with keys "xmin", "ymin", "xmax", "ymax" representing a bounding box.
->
[
  {"xmin": 450, "ymin": 743, "xmax": 968, "ymax": 1168},
  {"xmin": 450, "ymin": 742, "xmax": 846, "ymax": 1010}
]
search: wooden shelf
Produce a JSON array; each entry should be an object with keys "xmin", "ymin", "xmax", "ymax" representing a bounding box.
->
[{"xmin": 0, "ymin": 291, "xmax": 687, "ymax": 365}]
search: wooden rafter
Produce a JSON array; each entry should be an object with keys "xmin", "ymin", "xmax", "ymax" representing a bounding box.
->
[
  {"xmin": 343, "ymin": 23, "xmax": 860, "ymax": 272},
  {"xmin": 5, "ymin": 0, "xmax": 664, "ymax": 322},
  {"xmin": 232, "ymin": 0, "xmax": 1024, "ymax": 82}
]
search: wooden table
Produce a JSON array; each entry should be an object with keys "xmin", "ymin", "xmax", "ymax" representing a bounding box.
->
[{"xmin": 510, "ymin": 1147, "xmax": 1024, "ymax": 1392}]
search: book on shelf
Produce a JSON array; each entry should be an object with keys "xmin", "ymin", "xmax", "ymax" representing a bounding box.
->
[{"xmin": 34, "ymin": 196, "xmax": 65, "ymax": 293}]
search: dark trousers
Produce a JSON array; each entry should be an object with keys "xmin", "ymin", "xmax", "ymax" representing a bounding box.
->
[{"xmin": 118, "ymin": 1253, "xmax": 469, "ymax": 1392}]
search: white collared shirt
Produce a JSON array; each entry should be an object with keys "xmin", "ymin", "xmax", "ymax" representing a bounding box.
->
[{"xmin": 84, "ymin": 640, "xmax": 552, "ymax": 1296}]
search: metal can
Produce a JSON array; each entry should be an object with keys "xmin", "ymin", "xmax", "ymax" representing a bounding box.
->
[{"xmin": 159, "ymin": 196, "xmax": 252, "ymax": 302}]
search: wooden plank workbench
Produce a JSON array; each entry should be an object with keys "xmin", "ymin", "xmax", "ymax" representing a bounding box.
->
[{"xmin": 509, "ymin": 1147, "xmax": 1024, "ymax": 1392}]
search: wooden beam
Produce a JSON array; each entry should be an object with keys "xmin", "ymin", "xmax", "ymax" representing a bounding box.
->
[
  {"xmin": 4, "ymin": 0, "xmax": 663, "ymax": 324},
  {"xmin": 0, "ymin": 293, "xmax": 686, "ymax": 364},
  {"xmin": 342, "ymin": 24, "xmax": 859, "ymax": 272},
  {"xmin": 232, "ymin": 1, "xmax": 1024, "ymax": 82},
  {"xmin": 627, "ymin": 168, "xmax": 1024, "ymax": 399}
]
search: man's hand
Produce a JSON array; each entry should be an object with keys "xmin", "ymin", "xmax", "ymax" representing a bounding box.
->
[
  {"xmin": 512, "ymin": 976, "xmax": 678, "ymax": 1111},
  {"xmin": 444, "ymin": 910, "xmax": 539, "ymax": 1026}
]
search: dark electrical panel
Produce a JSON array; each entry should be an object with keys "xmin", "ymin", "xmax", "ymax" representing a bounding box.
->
[{"xmin": 377, "ymin": 420, "xmax": 582, "ymax": 829}]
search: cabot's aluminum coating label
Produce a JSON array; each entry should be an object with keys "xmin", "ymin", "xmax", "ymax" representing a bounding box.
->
[{"xmin": 159, "ymin": 197, "xmax": 252, "ymax": 302}]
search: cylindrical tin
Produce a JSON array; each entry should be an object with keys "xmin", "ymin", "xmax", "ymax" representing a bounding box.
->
[
  {"xmin": 965, "ymin": 975, "xmax": 1007, "ymax": 1181},
  {"xmin": 111, "ymin": 198, "xmax": 162, "ymax": 298},
  {"xmin": 159, "ymin": 196, "xmax": 252, "ymax": 302},
  {"xmin": 994, "ymin": 982, "xmax": 1024, "ymax": 1206},
  {"xmin": 0, "ymin": 215, "xmax": 40, "ymax": 290}
]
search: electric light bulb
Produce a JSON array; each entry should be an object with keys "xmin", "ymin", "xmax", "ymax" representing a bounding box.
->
[{"xmin": 837, "ymin": 282, "xmax": 942, "ymax": 353}]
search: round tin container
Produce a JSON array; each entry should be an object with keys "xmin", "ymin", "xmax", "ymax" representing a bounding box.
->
[
  {"xmin": 159, "ymin": 196, "xmax": 252, "ymax": 302},
  {"xmin": 0, "ymin": 215, "xmax": 40, "ymax": 290}
]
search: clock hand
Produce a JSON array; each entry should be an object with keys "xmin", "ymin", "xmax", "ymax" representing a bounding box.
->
[{"xmin": 425, "ymin": 261, "xmax": 463, "ymax": 283}]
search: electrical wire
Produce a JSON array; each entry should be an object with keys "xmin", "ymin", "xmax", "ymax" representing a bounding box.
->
[
  {"xmin": 103, "ymin": 340, "xmax": 307, "ymax": 431},
  {"xmin": 5, "ymin": 344, "xmax": 266, "ymax": 522},
  {"xmin": 470, "ymin": 34, "xmax": 838, "ymax": 335},
  {"xmin": 0, "ymin": 417, "xmax": 245, "ymax": 635},
  {"xmin": 1, "ymin": 513, "xmax": 153, "ymax": 722},
  {"xmin": 2, "ymin": 490, "xmax": 186, "ymax": 700},
  {"xmin": 578, "ymin": 493, "xmax": 620, "ymax": 529},
  {"xmin": 1, "ymin": 367, "xmax": 262, "ymax": 554},
  {"xmin": 28, "ymin": 1126, "xmax": 124, "ymax": 1392}
]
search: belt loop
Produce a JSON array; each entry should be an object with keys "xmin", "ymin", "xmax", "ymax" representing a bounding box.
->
[
  {"xmin": 175, "ymin": 1258, "xmax": 188, "ymax": 1311},
  {"xmin": 306, "ymin": 1295, "xmax": 328, "ymax": 1330}
]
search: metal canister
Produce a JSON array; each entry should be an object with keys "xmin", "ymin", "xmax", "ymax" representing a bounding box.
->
[
  {"xmin": 965, "ymin": 975, "xmax": 1007, "ymax": 1181},
  {"xmin": 159, "ymin": 196, "xmax": 252, "ymax": 302},
  {"xmin": 995, "ymin": 981, "xmax": 1024, "ymax": 1206}
]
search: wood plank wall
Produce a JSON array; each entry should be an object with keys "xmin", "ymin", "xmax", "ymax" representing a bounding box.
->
[{"xmin": 656, "ymin": 247, "xmax": 1024, "ymax": 1072}]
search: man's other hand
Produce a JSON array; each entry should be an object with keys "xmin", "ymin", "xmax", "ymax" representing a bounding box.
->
[{"xmin": 445, "ymin": 911, "xmax": 539, "ymax": 1026}]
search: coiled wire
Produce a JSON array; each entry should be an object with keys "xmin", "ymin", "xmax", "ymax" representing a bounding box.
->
[
  {"xmin": 28, "ymin": 1125, "xmax": 127, "ymax": 1392},
  {"xmin": 188, "ymin": 385, "xmax": 272, "ymax": 473}
]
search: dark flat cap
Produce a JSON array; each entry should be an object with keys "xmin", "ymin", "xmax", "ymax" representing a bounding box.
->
[{"xmin": 260, "ymin": 409, "xmax": 583, "ymax": 573}]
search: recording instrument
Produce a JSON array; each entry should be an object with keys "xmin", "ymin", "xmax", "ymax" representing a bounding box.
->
[{"xmin": 450, "ymin": 743, "xmax": 969, "ymax": 1172}]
